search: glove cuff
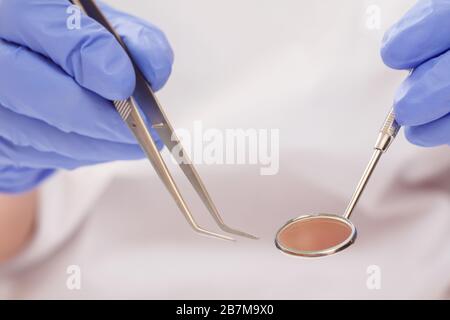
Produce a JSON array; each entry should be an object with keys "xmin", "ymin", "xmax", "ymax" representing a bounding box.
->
[{"xmin": 0, "ymin": 166, "xmax": 55, "ymax": 194}]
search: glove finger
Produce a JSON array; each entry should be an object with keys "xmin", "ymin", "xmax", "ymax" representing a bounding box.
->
[
  {"xmin": 404, "ymin": 112, "xmax": 450, "ymax": 147},
  {"xmin": 98, "ymin": 1, "xmax": 174, "ymax": 91},
  {"xmin": 0, "ymin": 136, "xmax": 145, "ymax": 170},
  {"xmin": 0, "ymin": 104, "xmax": 153, "ymax": 162},
  {"xmin": 0, "ymin": 0, "xmax": 135, "ymax": 100},
  {"xmin": 381, "ymin": 0, "xmax": 450, "ymax": 69},
  {"xmin": 0, "ymin": 167, "xmax": 55, "ymax": 194},
  {"xmin": 0, "ymin": 39, "xmax": 138, "ymax": 144},
  {"xmin": 0, "ymin": 137, "xmax": 97, "ymax": 169},
  {"xmin": 394, "ymin": 50, "xmax": 450, "ymax": 126}
]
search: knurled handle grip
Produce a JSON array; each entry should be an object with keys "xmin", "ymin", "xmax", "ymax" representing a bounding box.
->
[{"xmin": 374, "ymin": 108, "xmax": 401, "ymax": 152}]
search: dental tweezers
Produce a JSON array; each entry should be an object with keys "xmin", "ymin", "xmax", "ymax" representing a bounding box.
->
[{"xmin": 71, "ymin": 0, "xmax": 256, "ymax": 241}]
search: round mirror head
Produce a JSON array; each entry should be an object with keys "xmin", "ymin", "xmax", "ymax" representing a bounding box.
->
[{"xmin": 275, "ymin": 214, "xmax": 356, "ymax": 257}]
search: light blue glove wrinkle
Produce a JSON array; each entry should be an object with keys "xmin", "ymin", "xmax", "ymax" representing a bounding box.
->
[
  {"xmin": 405, "ymin": 114, "xmax": 450, "ymax": 147},
  {"xmin": 0, "ymin": 0, "xmax": 174, "ymax": 193},
  {"xmin": 0, "ymin": 0, "xmax": 135, "ymax": 100},
  {"xmin": 0, "ymin": 105, "xmax": 145, "ymax": 162},
  {"xmin": 0, "ymin": 137, "xmax": 113, "ymax": 169},
  {"xmin": 393, "ymin": 51, "xmax": 450, "ymax": 126},
  {"xmin": 98, "ymin": 1, "xmax": 175, "ymax": 91},
  {"xmin": 0, "ymin": 39, "xmax": 136, "ymax": 144},
  {"xmin": 0, "ymin": 166, "xmax": 54, "ymax": 194},
  {"xmin": 381, "ymin": 0, "xmax": 450, "ymax": 70},
  {"xmin": 381, "ymin": 0, "xmax": 450, "ymax": 147}
]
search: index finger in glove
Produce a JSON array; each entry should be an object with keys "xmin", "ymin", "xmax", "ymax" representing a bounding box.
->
[
  {"xmin": 0, "ymin": 0, "xmax": 135, "ymax": 100},
  {"xmin": 381, "ymin": 0, "xmax": 450, "ymax": 70}
]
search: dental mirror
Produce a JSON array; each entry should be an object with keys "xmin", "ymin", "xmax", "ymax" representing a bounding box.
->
[{"xmin": 275, "ymin": 109, "xmax": 400, "ymax": 257}]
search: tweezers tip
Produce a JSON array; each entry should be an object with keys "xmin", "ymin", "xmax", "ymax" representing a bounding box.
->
[
  {"xmin": 219, "ymin": 226, "xmax": 259, "ymax": 240},
  {"xmin": 196, "ymin": 228, "xmax": 235, "ymax": 241}
]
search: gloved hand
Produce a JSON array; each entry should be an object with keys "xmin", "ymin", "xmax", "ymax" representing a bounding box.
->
[
  {"xmin": 381, "ymin": 0, "xmax": 450, "ymax": 147},
  {"xmin": 0, "ymin": 0, "xmax": 174, "ymax": 193}
]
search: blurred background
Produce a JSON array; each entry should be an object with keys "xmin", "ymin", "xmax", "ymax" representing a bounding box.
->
[{"xmin": 1, "ymin": 0, "xmax": 450, "ymax": 299}]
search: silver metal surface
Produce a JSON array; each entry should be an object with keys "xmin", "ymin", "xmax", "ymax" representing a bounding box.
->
[
  {"xmin": 275, "ymin": 214, "xmax": 357, "ymax": 258},
  {"xmin": 72, "ymin": 0, "xmax": 256, "ymax": 240},
  {"xmin": 343, "ymin": 149, "xmax": 382, "ymax": 219},
  {"xmin": 343, "ymin": 109, "xmax": 400, "ymax": 219},
  {"xmin": 275, "ymin": 108, "xmax": 400, "ymax": 257}
]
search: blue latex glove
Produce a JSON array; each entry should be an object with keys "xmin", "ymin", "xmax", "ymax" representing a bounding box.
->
[
  {"xmin": 0, "ymin": 0, "xmax": 174, "ymax": 193},
  {"xmin": 381, "ymin": 0, "xmax": 450, "ymax": 147}
]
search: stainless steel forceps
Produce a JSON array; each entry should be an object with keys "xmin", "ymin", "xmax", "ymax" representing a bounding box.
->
[{"xmin": 71, "ymin": 0, "xmax": 256, "ymax": 241}]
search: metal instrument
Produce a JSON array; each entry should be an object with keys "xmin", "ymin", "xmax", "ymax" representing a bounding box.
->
[
  {"xmin": 71, "ymin": 0, "xmax": 257, "ymax": 241},
  {"xmin": 275, "ymin": 109, "xmax": 400, "ymax": 257}
]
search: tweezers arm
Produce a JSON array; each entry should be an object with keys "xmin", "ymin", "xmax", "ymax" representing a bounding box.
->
[
  {"xmin": 71, "ymin": 0, "xmax": 254, "ymax": 240},
  {"xmin": 114, "ymin": 99, "xmax": 195, "ymax": 224},
  {"xmin": 71, "ymin": 0, "xmax": 238, "ymax": 232}
]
